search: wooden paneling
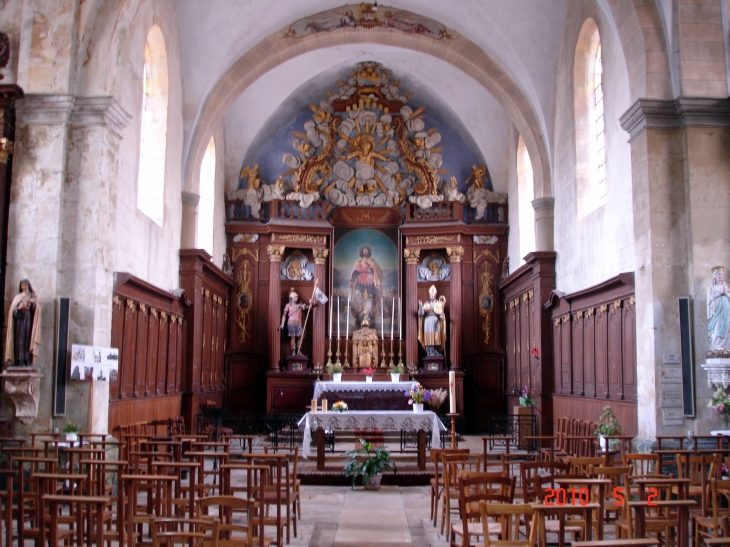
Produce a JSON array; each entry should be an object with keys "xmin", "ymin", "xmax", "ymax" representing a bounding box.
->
[
  {"xmin": 545, "ymin": 273, "xmax": 637, "ymax": 434},
  {"xmin": 110, "ymin": 274, "xmax": 187, "ymax": 432}
]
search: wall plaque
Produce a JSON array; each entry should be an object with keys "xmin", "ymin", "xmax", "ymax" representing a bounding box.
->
[
  {"xmin": 662, "ymin": 408, "xmax": 684, "ymax": 426},
  {"xmin": 660, "ymin": 366, "xmax": 682, "ymax": 384}
]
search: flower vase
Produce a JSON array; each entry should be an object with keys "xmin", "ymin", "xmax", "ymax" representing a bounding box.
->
[
  {"xmin": 66, "ymin": 432, "xmax": 78, "ymax": 442},
  {"xmin": 391, "ymin": 373, "xmax": 400, "ymax": 382},
  {"xmin": 333, "ymin": 373, "xmax": 342, "ymax": 383},
  {"xmin": 365, "ymin": 473, "xmax": 382, "ymax": 491},
  {"xmin": 599, "ymin": 435, "xmax": 607, "ymax": 451},
  {"xmin": 413, "ymin": 403, "xmax": 424, "ymax": 413},
  {"xmin": 366, "ymin": 376, "xmax": 373, "ymax": 383}
]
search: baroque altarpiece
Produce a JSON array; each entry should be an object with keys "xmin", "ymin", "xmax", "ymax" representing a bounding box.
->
[{"xmin": 224, "ymin": 63, "xmax": 508, "ymax": 430}]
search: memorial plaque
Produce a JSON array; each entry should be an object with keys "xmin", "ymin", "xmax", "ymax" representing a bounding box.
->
[
  {"xmin": 660, "ymin": 366, "xmax": 682, "ymax": 384},
  {"xmin": 663, "ymin": 408, "xmax": 684, "ymax": 426}
]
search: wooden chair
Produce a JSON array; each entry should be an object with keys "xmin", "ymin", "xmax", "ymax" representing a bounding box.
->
[
  {"xmin": 119, "ymin": 474, "xmax": 176, "ymax": 547},
  {"xmin": 0, "ymin": 469, "xmax": 17, "ymax": 547},
  {"xmin": 264, "ymin": 445, "xmax": 301, "ymax": 520},
  {"xmin": 520, "ymin": 460, "xmax": 570, "ymax": 503},
  {"xmin": 594, "ymin": 465, "xmax": 632, "ymax": 536},
  {"xmin": 617, "ymin": 479, "xmax": 679, "ymax": 545},
  {"xmin": 197, "ymin": 495, "xmax": 260, "ymax": 547},
  {"xmin": 449, "ymin": 471, "xmax": 515, "ymax": 547},
  {"xmin": 479, "ymin": 501, "xmax": 538, "ymax": 547},
  {"xmin": 440, "ymin": 452, "xmax": 482, "ymax": 536},
  {"xmin": 695, "ymin": 478, "xmax": 730, "ymax": 547},
  {"xmin": 254, "ymin": 455, "xmax": 296, "ymax": 547},
  {"xmin": 568, "ymin": 456, "xmax": 605, "ymax": 477},
  {"xmin": 150, "ymin": 516, "xmax": 220, "ymax": 547},
  {"xmin": 624, "ymin": 453, "xmax": 660, "ymax": 477},
  {"xmin": 429, "ymin": 447, "xmax": 470, "ymax": 527}
]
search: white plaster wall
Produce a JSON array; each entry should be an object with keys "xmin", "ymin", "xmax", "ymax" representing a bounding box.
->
[
  {"xmin": 552, "ymin": 1, "xmax": 634, "ymax": 293},
  {"xmin": 505, "ymin": 126, "xmax": 522, "ymax": 268},
  {"xmin": 77, "ymin": 0, "xmax": 184, "ymax": 291},
  {"xmin": 212, "ymin": 122, "xmax": 227, "ymax": 266}
]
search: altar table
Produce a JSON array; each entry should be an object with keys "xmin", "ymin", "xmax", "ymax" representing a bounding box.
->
[
  {"xmin": 312, "ymin": 380, "xmax": 418, "ymax": 410},
  {"xmin": 297, "ymin": 410, "xmax": 445, "ymax": 460}
]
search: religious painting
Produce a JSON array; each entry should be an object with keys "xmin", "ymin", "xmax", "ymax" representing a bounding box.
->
[{"xmin": 332, "ymin": 228, "xmax": 400, "ymax": 338}]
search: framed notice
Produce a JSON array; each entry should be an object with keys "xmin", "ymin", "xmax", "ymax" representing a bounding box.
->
[{"xmin": 70, "ymin": 344, "xmax": 119, "ymax": 382}]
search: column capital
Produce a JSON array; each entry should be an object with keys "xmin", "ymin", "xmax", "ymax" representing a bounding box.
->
[
  {"xmin": 313, "ymin": 248, "xmax": 329, "ymax": 265},
  {"xmin": 268, "ymin": 245, "xmax": 286, "ymax": 262},
  {"xmin": 182, "ymin": 192, "xmax": 200, "ymax": 207},
  {"xmin": 446, "ymin": 246, "xmax": 464, "ymax": 263},
  {"xmin": 404, "ymin": 248, "xmax": 421, "ymax": 265}
]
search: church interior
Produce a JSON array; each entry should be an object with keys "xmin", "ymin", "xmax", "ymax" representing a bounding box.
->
[{"xmin": 0, "ymin": 0, "xmax": 729, "ymax": 544}]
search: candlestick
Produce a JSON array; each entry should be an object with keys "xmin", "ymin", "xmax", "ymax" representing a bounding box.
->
[
  {"xmin": 391, "ymin": 297, "xmax": 395, "ymax": 339},
  {"xmin": 399, "ymin": 297, "xmax": 402, "ymax": 341},
  {"xmin": 337, "ymin": 297, "xmax": 340, "ymax": 340},
  {"xmin": 449, "ymin": 370, "xmax": 456, "ymax": 413},
  {"xmin": 381, "ymin": 298, "xmax": 384, "ymax": 340},
  {"xmin": 346, "ymin": 297, "xmax": 350, "ymax": 339},
  {"xmin": 329, "ymin": 297, "xmax": 333, "ymax": 339}
]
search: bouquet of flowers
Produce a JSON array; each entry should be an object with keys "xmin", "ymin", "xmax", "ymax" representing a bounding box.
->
[
  {"xmin": 362, "ymin": 367, "xmax": 374, "ymax": 378},
  {"xmin": 406, "ymin": 383, "xmax": 430, "ymax": 405},
  {"xmin": 519, "ymin": 386, "xmax": 535, "ymax": 407},
  {"xmin": 63, "ymin": 421, "xmax": 79, "ymax": 434},
  {"xmin": 709, "ymin": 389, "xmax": 730, "ymax": 416},
  {"xmin": 425, "ymin": 388, "xmax": 447, "ymax": 411},
  {"xmin": 332, "ymin": 401, "xmax": 348, "ymax": 412}
]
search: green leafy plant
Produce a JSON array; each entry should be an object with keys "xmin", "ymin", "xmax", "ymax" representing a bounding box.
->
[
  {"xmin": 344, "ymin": 438, "xmax": 397, "ymax": 488},
  {"xmin": 326, "ymin": 362, "xmax": 343, "ymax": 374},
  {"xmin": 594, "ymin": 406, "xmax": 622, "ymax": 437},
  {"xmin": 388, "ymin": 363, "xmax": 405, "ymax": 374},
  {"xmin": 63, "ymin": 421, "xmax": 79, "ymax": 434}
]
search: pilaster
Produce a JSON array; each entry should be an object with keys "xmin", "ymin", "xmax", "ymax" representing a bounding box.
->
[
  {"xmin": 446, "ymin": 245, "xmax": 463, "ymax": 370},
  {"xmin": 268, "ymin": 245, "xmax": 285, "ymax": 371},
  {"xmin": 404, "ymin": 248, "xmax": 420, "ymax": 368},
  {"xmin": 312, "ymin": 248, "xmax": 329, "ymax": 368}
]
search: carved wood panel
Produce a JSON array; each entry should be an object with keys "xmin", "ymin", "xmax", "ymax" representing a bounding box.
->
[{"xmin": 595, "ymin": 306, "xmax": 608, "ymax": 398}]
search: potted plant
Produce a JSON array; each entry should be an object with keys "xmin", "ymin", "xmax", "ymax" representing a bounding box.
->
[
  {"xmin": 406, "ymin": 383, "xmax": 429, "ymax": 412},
  {"xmin": 594, "ymin": 405, "xmax": 622, "ymax": 450},
  {"xmin": 519, "ymin": 386, "xmax": 535, "ymax": 407},
  {"xmin": 362, "ymin": 367, "xmax": 374, "ymax": 383},
  {"xmin": 326, "ymin": 362, "xmax": 343, "ymax": 382},
  {"xmin": 344, "ymin": 438, "xmax": 397, "ymax": 490},
  {"xmin": 388, "ymin": 363, "xmax": 405, "ymax": 382},
  {"xmin": 63, "ymin": 420, "xmax": 80, "ymax": 442}
]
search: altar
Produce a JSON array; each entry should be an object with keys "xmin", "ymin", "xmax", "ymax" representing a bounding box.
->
[
  {"xmin": 312, "ymin": 380, "xmax": 417, "ymax": 410},
  {"xmin": 297, "ymin": 410, "xmax": 446, "ymax": 464}
]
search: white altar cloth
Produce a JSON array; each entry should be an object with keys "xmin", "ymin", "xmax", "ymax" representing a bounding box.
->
[
  {"xmin": 312, "ymin": 380, "xmax": 417, "ymax": 401},
  {"xmin": 297, "ymin": 410, "xmax": 445, "ymax": 458}
]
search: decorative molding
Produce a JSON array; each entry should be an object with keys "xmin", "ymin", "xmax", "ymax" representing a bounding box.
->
[
  {"xmin": 586, "ymin": 308, "xmax": 594, "ymax": 317},
  {"xmin": 473, "ymin": 235, "xmax": 498, "ymax": 245},
  {"xmin": 446, "ymin": 245, "xmax": 464, "ymax": 263},
  {"xmin": 272, "ymin": 233, "xmax": 326, "ymax": 245},
  {"xmin": 575, "ymin": 310, "xmax": 583, "ymax": 319},
  {"xmin": 620, "ymin": 97, "xmax": 730, "ymax": 141},
  {"xmin": 612, "ymin": 300, "xmax": 622, "ymax": 314},
  {"xmin": 561, "ymin": 315, "xmax": 571, "ymax": 324},
  {"xmin": 139, "ymin": 303, "xmax": 147, "ymax": 315},
  {"xmin": 403, "ymin": 248, "xmax": 421, "ymax": 265},
  {"xmin": 473, "ymin": 248, "xmax": 499, "ymax": 264},
  {"xmin": 232, "ymin": 247, "xmax": 259, "ymax": 262},
  {"xmin": 126, "ymin": 299, "xmax": 136, "ymax": 312},
  {"xmin": 236, "ymin": 260, "xmax": 253, "ymax": 344},
  {"xmin": 598, "ymin": 304, "xmax": 608, "ymax": 315},
  {"xmin": 313, "ymin": 248, "xmax": 329, "ymax": 265},
  {"xmin": 16, "ymin": 94, "xmax": 75, "ymax": 124},
  {"xmin": 0, "ymin": 368, "xmax": 44, "ymax": 425},
  {"xmin": 267, "ymin": 245, "xmax": 285, "ymax": 262},
  {"xmin": 112, "ymin": 295, "xmax": 121, "ymax": 307},
  {"xmin": 151, "ymin": 308, "xmax": 158, "ymax": 318},
  {"xmin": 479, "ymin": 263, "xmax": 494, "ymax": 344},
  {"xmin": 181, "ymin": 192, "xmax": 200, "ymax": 207},
  {"xmin": 406, "ymin": 235, "xmax": 457, "ymax": 245},
  {"xmin": 0, "ymin": 137, "xmax": 13, "ymax": 164},
  {"xmin": 161, "ymin": 311, "xmax": 168, "ymax": 322},
  {"xmin": 70, "ymin": 96, "xmax": 132, "ymax": 138},
  {"xmin": 233, "ymin": 233, "xmax": 259, "ymax": 243},
  {"xmin": 531, "ymin": 197, "xmax": 555, "ymax": 213}
]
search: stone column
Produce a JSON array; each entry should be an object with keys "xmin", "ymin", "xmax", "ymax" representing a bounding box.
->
[
  {"xmin": 447, "ymin": 246, "xmax": 464, "ymax": 370},
  {"xmin": 404, "ymin": 248, "xmax": 420, "ymax": 368},
  {"xmin": 312, "ymin": 248, "xmax": 329, "ymax": 369},
  {"xmin": 180, "ymin": 192, "xmax": 200, "ymax": 249},
  {"xmin": 532, "ymin": 197, "xmax": 555, "ymax": 252},
  {"xmin": 267, "ymin": 245, "xmax": 285, "ymax": 371}
]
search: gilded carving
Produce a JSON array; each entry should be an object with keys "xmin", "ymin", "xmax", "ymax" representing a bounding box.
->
[
  {"xmin": 267, "ymin": 245, "xmax": 286, "ymax": 262},
  {"xmin": 561, "ymin": 315, "xmax": 571, "ymax": 324},
  {"xmin": 403, "ymin": 248, "xmax": 421, "ymax": 265},
  {"xmin": 0, "ymin": 137, "xmax": 13, "ymax": 165},
  {"xmin": 113, "ymin": 295, "xmax": 121, "ymax": 307},
  {"xmin": 522, "ymin": 293, "xmax": 529, "ymax": 303},
  {"xmin": 479, "ymin": 264, "xmax": 494, "ymax": 344},
  {"xmin": 586, "ymin": 308, "xmax": 594, "ymax": 317},
  {"xmin": 236, "ymin": 260, "xmax": 253, "ymax": 344},
  {"xmin": 473, "ymin": 249, "xmax": 499, "ymax": 264},
  {"xmin": 598, "ymin": 304, "xmax": 608, "ymax": 315},
  {"xmin": 446, "ymin": 246, "xmax": 464, "ymax": 263},
  {"xmin": 612, "ymin": 300, "xmax": 622, "ymax": 313},
  {"xmin": 161, "ymin": 311, "xmax": 168, "ymax": 322},
  {"xmin": 528, "ymin": 290, "xmax": 534, "ymax": 299},
  {"xmin": 126, "ymin": 299, "xmax": 135, "ymax": 311},
  {"xmin": 406, "ymin": 235, "xmax": 457, "ymax": 245},
  {"xmin": 554, "ymin": 317, "xmax": 561, "ymax": 327},
  {"xmin": 341, "ymin": 209, "xmax": 393, "ymax": 225},
  {"xmin": 272, "ymin": 233, "xmax": 326, "ymax": 245},
  {"xmin": 313, "ymin": 248, "xmax": 329, "ymax": 265},
  {"xmin": 151, "ymin": 308, "xmax": 158, "ymax": 318},
  {"xmin": 232, "ymin": 247, "xmax": 259, "ymax": 263},
  {"xmin": 233, "ymin": 233, "xmax": 259, "ymax": 243},
  {"xmin": 575, "ymin": 310, "xmax": 583, "ymax": 319},
  {"xmin": 139, "ymin": 303, "xmax": 147, "ymax": 315},
  {"xmin": 627, "ymin": 297, "xmax": 635, "ymax": 310}
]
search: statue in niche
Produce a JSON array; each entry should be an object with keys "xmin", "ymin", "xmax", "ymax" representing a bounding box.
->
[
  {"xmin": 279, "ymin": 289, "xmax": 314, "ymax": 356},
  {"xmin": 418, "ymin": 285, "xmax": 447, "ymax": 357},
  {"xmin": 5, "ymin": 279, "xmax": 41, "ymax": 367},
  {"xmin": 708, "ymin": 266, "xmax": 730, "ymax": 356},
  {"xmin": 350, "ymin": 244, "xmax": 383, "ymax": 329},
  {"xmin": 418, "ymin": 254, "xmax": 450, "ymax": 282},
  {"xmin": 281, "ymin": 252, "xmax": 313, "ymax": 281}
]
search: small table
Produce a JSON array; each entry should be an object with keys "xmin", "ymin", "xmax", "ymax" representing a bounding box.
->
[
  {"xmin": 532, "ymin": 502, "xmax": 600, "ymax": 547},
  {"xmin": 554, "ymin": 477, "xmax": 612, "ymax": 539},
  {"xmin": 628, "ymin": 499, "xmax": 696, "ymax": 547}
]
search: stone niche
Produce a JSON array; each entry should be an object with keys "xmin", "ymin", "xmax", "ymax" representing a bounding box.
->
[{"xmin": 0, "ymin": 367, "xmax": 43, "ymax": 424}]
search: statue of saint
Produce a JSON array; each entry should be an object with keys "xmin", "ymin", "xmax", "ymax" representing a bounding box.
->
[
  {"xmin": 350, "ymin": 244, "xmax": 383, "ymax": 328},
  {"xmin": 708, "ymin": 266, "xmax": 730, "ymax": 353},
  {"xmin": 279, "ymin": 289, "xmax": 313, "ymax": 355},
  {"xmin": 418, "ymin": 285, "xmax": 447, "ymax": 356},
  {"xmin": 5, "ymin": 278, "xmax": 41, "ymax": 367}
]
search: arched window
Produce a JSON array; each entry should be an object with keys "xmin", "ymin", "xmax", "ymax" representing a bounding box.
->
[
  {"xmin": 574, "ymin": 18, "xmax": 606, "ymax": 217},
  {"xmin": 137, "ymin": 25, "xmax": 168, "ymax": 226},
  {"xmin": 516, "ymin": 135, "xmax": 535, "ymax": 264},
  {"xmin": 197, "ymin": 137, "xmax": 216, "ymax": 256}
]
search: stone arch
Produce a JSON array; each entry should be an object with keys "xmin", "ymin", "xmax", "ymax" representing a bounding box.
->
[{"xmin": 182, "ymin": 20, "xmax": 553, "ymax": 204}]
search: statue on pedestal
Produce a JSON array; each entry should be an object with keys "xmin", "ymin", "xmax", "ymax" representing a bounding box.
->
[
  {"xmin": 4, "ymin": 278, "xmax": 41, "ymax": 367},
  {"xmin": 708, "ymin": 266, "xmax": 730, "ymax": 357},
  {"xmin": 279, "ymin": 289, "xmax": 313, "ymax": 356},
  {"xmin": 418, "ymin": 285, "xmax": 447, "ymax": 357}
]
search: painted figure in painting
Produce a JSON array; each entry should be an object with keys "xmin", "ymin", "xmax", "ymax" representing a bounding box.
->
[
  {"xmin": 418, "ymin": 285, "xmax": 447, "ymax": 356},
  {"xmin": 4, "ymin": 278, "xmax": 41, "ymax": 367},
  {"xmin": 350, "ymin": 244, "xmax": 383, "ymax": 328},
  {"xmin": 708, "ymin": 266, "xmax": 730, "ymax": 353},
  {"xmin": 279, "ymin": 289, "xmax": 313, "ymax": 355}
]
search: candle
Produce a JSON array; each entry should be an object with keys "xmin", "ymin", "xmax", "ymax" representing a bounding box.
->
[
  {"xmin": 322, "ymin": 399, "xmax": 328, "ymax": 413},
  {"xmin": 311, "ymin": 399, "xmax": 317, "ymax": 412},
  {"xmin": 337, "ymin": 297, "xmax": 340, "ymax": 339},
  {"xmin": 399, "ymin": 297, "xmax": 402, "ymax": 340},
  {"xmin": 449, "ymin": 371, "xmax": 456, "ymax": 413},
  {"xmin": 329, "ymin": 297, "xmax": 333, "ymax": 339},
  {"xmin": 346, "ymin": 296, "xmax": 350, "ymax": 339},
  {"xmin": 391, "ymin": 297, "xmax": 395, "ymax": 339},
  {"xmin": 381, "ymin": 299, "xmax": 384, "ymax": 339}
]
